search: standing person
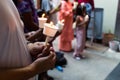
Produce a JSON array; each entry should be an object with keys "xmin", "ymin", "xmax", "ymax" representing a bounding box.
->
[
  {"xmin": 12, "ymin": 0, "xmax": 47, "ymax": 42},
  {"xmin": 13, "ymin": 0, "xmax": 39, "ymax": 33},
  {"xmin": 58, "ymin": 0, "xmax": 74, "ymax": 52},
  {"xmin": 13, "ymin": 0, "xmax": 47, "ymax": 42},
  {"xmin": 77, "ymin": 0, "xmax": 94, "ymax": 40},
  {"xmin": 37, "ymin": 0, "xmax": 59, "ymax": 24},
  {"xmin": 73, "ymin": 4, "xmax": 89, "ymax": 60},
  {"xmin": 0, "ymin": 0, "xmax": 56, "ymax": 80},
  {"xmin": 13, "ymin": 0, "xmax": 59, "ymax": 80}
]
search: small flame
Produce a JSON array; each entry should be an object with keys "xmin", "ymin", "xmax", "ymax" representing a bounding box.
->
[
  {"xmin": 61, "ymin": 19, "xmax": 65, "ymax": 23},
  {"xmin": 42, "ymin": 13, "xmax": 45, "ymax": 18},
  {"xmin": 50, "ymin": 21, "xmax": 54, "ymax": 26}
]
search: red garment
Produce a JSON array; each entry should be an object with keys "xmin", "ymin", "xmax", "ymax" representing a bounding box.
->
[
  {"xmin": 78, "ymin": 0, "xmax": 94, "ymax": 10},
  {"xmin": 58, "ymin": 0, "xmax": 74, "ymax": 51}
]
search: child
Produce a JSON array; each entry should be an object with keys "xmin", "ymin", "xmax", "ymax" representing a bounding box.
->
[{"xmin": 73, "ymin": 4, "xmax": 89, "ymax": 60}]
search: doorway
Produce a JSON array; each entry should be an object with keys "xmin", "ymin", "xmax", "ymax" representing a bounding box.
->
[{"xmin": 115, "ymin": 0, "xmax": 120, "ymax": 40}]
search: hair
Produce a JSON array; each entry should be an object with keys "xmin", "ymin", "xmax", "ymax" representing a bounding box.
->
[
  {"xmin": 76, "ymin": 4, "xmax": 86, "ymax": 16},
  {"xmin": 76, "ymin": 4, "xmax": 82, "ymax": 16},
  {"xmin": 12, "ymin": 0, "xmax": 18, "ymax": 6}
]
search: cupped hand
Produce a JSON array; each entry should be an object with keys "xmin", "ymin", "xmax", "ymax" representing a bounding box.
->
[
  {"xmin": 28, "ymin": 42, "xmax": 44, "ymax": 59},
  {"xmin": 29, "ymin": 51, "xmax": 56, "ymax": 74}
]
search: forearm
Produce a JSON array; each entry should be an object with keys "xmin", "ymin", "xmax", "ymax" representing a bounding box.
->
[
  {"xmin": 0, "ymin": 66, "xmax": 36, "ymax": 80},
  {"xmin": 78, "ymin": 21, "xmax": 86, "ymax": 26},
  {"xmin": 26, "ymin": 29, "xmax": 44, "ymax": 42},
  {"xmin": 49, "ymin": 4, "xmax": 61, "ymax": 14},
  {"xmin": 77, "ymin": 21, "xmax": 87, "ymax": 26}
]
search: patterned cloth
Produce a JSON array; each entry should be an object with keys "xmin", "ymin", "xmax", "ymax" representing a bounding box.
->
[{"xmin": 74, "ymin": 15, "xmax": 89, "ymax": 56}]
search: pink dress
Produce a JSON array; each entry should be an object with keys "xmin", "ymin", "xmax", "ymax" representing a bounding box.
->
[
  {"xmin": 73, "ymin": 15, "xmax": 89, "ymax": 56},
  {"xmin": 58, "ymin": 0, "xmax": 74, "ymax": 51}
]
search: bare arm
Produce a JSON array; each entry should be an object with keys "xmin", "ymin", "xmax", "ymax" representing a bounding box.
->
[
  {"xmin": 26, "ymin": 29, "xmax": 45, "ymax": 42},
  {"xmin": 77, "ymin": 20, "xmax": 87, "ymax": 26},
  {"xmin": 49, "ymin": 4, "xmax": 61, "ymax": 14},
  {"xmin": 0, "ymin": 66, "xmax": 36, "ymax": 80},
  {"xmin": 76, "ymin": 15, "xmax": 89, "ymax": 27},
  {"xmin": 0, "ymin": 50, "xmax": 56, "ymax": 80}
]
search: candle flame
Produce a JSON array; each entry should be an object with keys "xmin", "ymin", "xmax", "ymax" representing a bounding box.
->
[
  {"xmin": 61, "ymin": 19, "xmax": 65, "ymax": 23},
  {"xmin": 50, "ymin": 21, "xmax": 54, "ymax": 26},
  {"xmin": 42, "ymin": 13, "xmax": 45, "ymax": 18}
]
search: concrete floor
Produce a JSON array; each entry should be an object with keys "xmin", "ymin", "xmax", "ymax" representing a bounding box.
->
[{"xmin": 48, "ymin": 37, "xmax": 120, "ymax": 80}]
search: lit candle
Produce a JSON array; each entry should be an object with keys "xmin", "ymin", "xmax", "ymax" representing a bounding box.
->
[
  {"xmin": 42, "ymin": 14, "xmax": 45, "ymax": 18},
  {"xmin": 43, "ymin": 22, "xmax": 58, "ymax": 37},
  {"xmin": 43, "ymin": 21, "xmax": 58, "ymax": 46},
  {"xmin": 38, "ymin": 13, "xmax": 47, "ymax": 28}
]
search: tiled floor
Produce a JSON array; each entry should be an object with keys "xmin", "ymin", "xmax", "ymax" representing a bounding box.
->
[{"xmin": 48, "ymin": 37, "xmax": 120, "ymax": 80}]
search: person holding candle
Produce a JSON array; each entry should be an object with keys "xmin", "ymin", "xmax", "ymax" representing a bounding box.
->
[
  {"xmin": 73, "ymin": 4, "xmax": 89, "ymax": 60},
  {"xmin": 0, "ymin": 0, "xmax": 56, "ymax": 80},
  {"xmin": 58, "ymin": 0, "xmax": 74, "ymax": 52},
  {"xmin": 13, "ymin": 1, "xmax": 62, "ymax": 80},
  {"xmin": 37, "ymin": 0, "xmax": 61, "ymax": 24}
]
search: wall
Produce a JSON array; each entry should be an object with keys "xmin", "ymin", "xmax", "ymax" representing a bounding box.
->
[{"xmin": 94, "ymin": 0, "xmax": 119, "ymax": 33}]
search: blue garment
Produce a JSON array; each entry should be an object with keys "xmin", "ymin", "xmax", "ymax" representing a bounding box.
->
[
  {"xmin": 41, "ymin": 0, "xmax": 53, "ymax": 13},
  {"xmin": 85, "ymin": 3, "xmax": 92, "ymax": 16}
]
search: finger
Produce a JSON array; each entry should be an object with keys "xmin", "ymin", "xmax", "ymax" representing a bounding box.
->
[
  {"xmin": 37, "ymin": 53, "xmax": 43, "ymax": 58},
  {"xmin": 42, "ymin": 44, "xmax": 50, "ymax": 53},
  {"xmin": 50, "ymin": 47, "xmax": 54, "ymax": 52},
  {"xmin": 42, "ymin": 44, "xmax": 51, "ymax": 56},
  {"xmin": 46, "ymin": 51, "xmax": 55, "ymax": 60}
]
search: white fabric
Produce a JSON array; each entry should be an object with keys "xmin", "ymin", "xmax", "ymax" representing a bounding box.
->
[{"xmin": 0, "ymin": 0, "xmax": 35, "ymax": 80}]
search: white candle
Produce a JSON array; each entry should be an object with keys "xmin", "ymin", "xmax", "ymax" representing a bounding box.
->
[
  {"xmin": 38, "ymin": 14, "xmax": 47, "ymax": 28},
  {"xmin": 43, "ymin": 23, "xmax": 58, "ymax": 37}
]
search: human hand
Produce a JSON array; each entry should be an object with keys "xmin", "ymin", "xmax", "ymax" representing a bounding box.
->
[
  {"xmin": 37, "ymin": 44, "xmax": 54, "ymax": 58},
  {"xmin": 25, "ymin": 31, "xmax": 36, "ymax": 38},
  {"xmin": 29, "ymin": 50, "xmax": 56, "ymax": 74},
  {"xmin": 28, "ymin": 42, "xmax": 55, "ymax": 60},
  {"xmin": 28, "ymin": 42, "xmax": 44, "ymax": 59}
]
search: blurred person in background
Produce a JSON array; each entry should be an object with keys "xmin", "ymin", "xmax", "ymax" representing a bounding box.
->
[{"xmin": 58, "ymin": 0, "xmax": 74, "ymax": 52}]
